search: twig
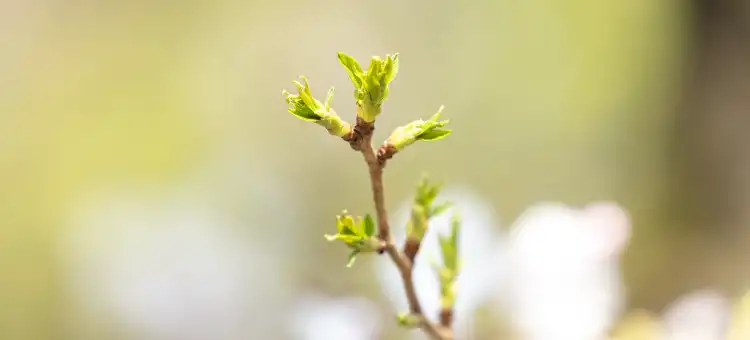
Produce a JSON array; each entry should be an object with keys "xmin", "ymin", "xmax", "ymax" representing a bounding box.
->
[{"xmin": 352, "ymin": 119, "xmax": 453, "ymax": 340}]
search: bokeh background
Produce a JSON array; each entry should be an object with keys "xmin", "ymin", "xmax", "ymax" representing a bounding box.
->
[{"xmin": 1, "ymin": 0, "xmax": 750, "ymax": 339}]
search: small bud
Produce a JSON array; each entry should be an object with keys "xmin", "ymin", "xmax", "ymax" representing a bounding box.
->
[
  {"xmin": 396, "ymin": 312, "xmax": 421, "ymax": 328},
  {"xmin": 385, "ymin": 105, "xmax": 452, "ymax": 152},
  {"xmin": 402, "ymin": 176, "xmax": 453, "ymax": 263},
  {"xmin": 438, "ymin": 213, "xmax": 460, "ymax": 272},
  {"xmin": 406, "ymin": 204, "xmax": 426, "ymax": 239},
  {"xmin": 434, "ymin": 213, "xmax": 461, "ymax": 310},
  {"xmin": 405, "ymin": 175, "xmax": 453, "ymax": 243},
  {"xmin": 337, "ymin": 52, "xmax": 399, "ymax": 123},
  {"xmin": 283, "ymin": 76, "xmax": 351, "ymax": 137},
  {"xmin": 325, "ymin": 211, "xmax": 382, "ymax": 267}
]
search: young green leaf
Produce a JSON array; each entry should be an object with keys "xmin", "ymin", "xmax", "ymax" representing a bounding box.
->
[
  {"xmin": 327, "ymin": 210, "xmax": 382, "ymax": 267},
  {"xmin": 346, "ymin": 249, "xmax": 360, "ymax": 268},
  {"xmin": 383, "ymin": 53, "xmax": 399, "ymax": 84},
  {"xmin": 293, "ymin": 76, "xmax": 320, "ymax": 110},
  {"xmin": 417, "ymin": 129, "xmax": 452, "ymax": 141},
  {"xmin": 365, "ymin": 56, "xmax": 382, "ymax": 94},
  {"xmin": 337, "ymin": 52, "xmax": 364, "ymax": 89},
  {"xmin": 363, "ymin": 214, "xmax": 376, "ymax": 237},
  {"xmin": 283, "ymin": 90, "xmax": 320, "ymax": 121},
  {"xmin": 325, "ymin": 86, "xmax": 335, "ymax": 111},
  {"xmin": 385, "ymin": 105, "xmax": 452, "ymax": 151},
  {"xmin": 337, "ymin": 52, "xmax": 400, "ymax": 122},
  {"xmin": 438, "ymin": 213, "xmax": 461, "ymax": 272},
  {"xmin": 282, "ymin": 76, "xmax": 351, "ymax": 137}
]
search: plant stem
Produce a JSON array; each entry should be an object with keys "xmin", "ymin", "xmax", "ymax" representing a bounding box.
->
[{"xmin": 355, "ymin": 120, "xmax": 452, "ymax": 340}]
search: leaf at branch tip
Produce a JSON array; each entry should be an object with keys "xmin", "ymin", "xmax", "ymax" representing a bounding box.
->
[
  {"xmin": 384, "ymin": 53, "xmax": 399, "ymax": 84},
  {"xmin": 364, "ymin": 56, "xmax": 383, "ymax": 99},
  {"xmin": 386, "ymin": 105, "xmax": 453, "ymax": 151},
  {"xmin": 367, "ymin": 56, "xmax": 382, "ymax": 80},
  {"xmin": 283, "ymin": 89, "xmax": 320, "ymax": 122},
  {"xmin": 283, "ymin": 76, "xmax": 352, "ymax": 137},
  {"xmin": 418, "ymin": 129, "xmax": 452, "ymax": 141},
  {"xmin": 337, "ymin": 52, "xmax": 364, "ymax": 89},
  {"xmin": 294, "ymin": 76, "xmax": 317, "ymax": 109},
  {"xmin": 327, "ymin": 210, "xmax": 381, "ymax": 266},
  {"xmin": 438, "ymin": 213, "xmax": 461, "ymax": 272},
  {"xmin": 325, "ymin": 86, "xmax": 335, "ymax": 111},
  {"xmin": 339, "ymin": 212, "xmax": 357, "ymax": 236},
  {"xmin": 429, "ymin": 105, "xmax": 445, "ymax": 122}
]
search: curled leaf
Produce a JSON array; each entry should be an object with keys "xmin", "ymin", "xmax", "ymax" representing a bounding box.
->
[
  {"xmin": 386, "ymin": 105, "xmax": 452, "ymax": 151},
  {"xmin": 337, "ymin": 52, "xmax": 364, "ymax": 89},
  {"xmin": 383, "ymin": 53, "xmax": 399, "ymax": 84},
  {"xmin": 363, "ymin": 214, "xmax": 376, "ymax": 237},
  {"xmin": 433, "ymin": 212, "xmax": 461, "ymax": 309},
  {"xmin": 282, "ymin": 76, "xmax": 351, "ymax": 137},
  {"xmin": 337, "ymin": 52, "xmax": 400, "ymax": 122},
  {"xmin": 326, "ymin": 210, "xmax": 382, "ymax": 267},
  {"xmin": 405, "ymin": 175, "xmax": 452, "ymax": 242}
]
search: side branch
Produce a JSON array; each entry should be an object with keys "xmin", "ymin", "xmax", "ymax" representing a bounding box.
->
[{"xmin": 354, "ymin": 119, "xmax": 452, "ymax": 340}]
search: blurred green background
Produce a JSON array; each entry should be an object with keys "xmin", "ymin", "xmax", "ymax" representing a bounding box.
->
[{"xmin": 1, "ymin": 0, "xmax": 749, "ymax": 339}]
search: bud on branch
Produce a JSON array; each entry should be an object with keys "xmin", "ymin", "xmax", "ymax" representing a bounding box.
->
[
  {"xmin": 283, "ymin": 76, "xmax": 352, "ymax": 137},
  {"xmin": 338, "ymin": 52, "xmax": 399, "ymax": 123},
  {"xmin": 324, "ymin": 210, "xmax": 384, "ymax": 267}
]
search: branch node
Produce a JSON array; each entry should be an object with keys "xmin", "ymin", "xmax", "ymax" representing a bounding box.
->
[
  {"xmin": 403, "ymin": 237, "xmax": 421, "ymax": 264},
  {"xmin": 439, "ymin": 308, "xmax": 454, "ymax": 328},
  {"xmin": 344, "ymin": 116, "xmax": 374, "ymax": 151},
  {"xmin": 377, "ymin": 143, "xmax": 398, "ymax": 167}
]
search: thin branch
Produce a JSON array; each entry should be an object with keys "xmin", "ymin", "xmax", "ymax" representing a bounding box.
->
[{"xmin": 354, "ymin": 119, "xmax": 453, "ymax": 340}]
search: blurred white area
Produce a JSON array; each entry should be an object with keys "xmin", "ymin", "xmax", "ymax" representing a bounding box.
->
[
  {"xmin": 661, "ymin": 290, "xmax": 730, "ymax": 340},
  {"xmin": 506, "ymin": 201, "xmax": 631, "ymax": 340},
  {"xmin": 374, "ymin": 186, "xmax": 505, "ymax": 339},
  {"xmin": 289, "ymin": 293, "xmax": 381, "ymax": 340},
  {"xmin": 60, "ymin": 153, "xmax": 301, "ymax": 339}
]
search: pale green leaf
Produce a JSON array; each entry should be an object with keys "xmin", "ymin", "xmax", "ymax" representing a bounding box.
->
[
  {"xmin": 418, "ymin": 129, "xmax": 452, "ymax": 141},
  {"xmin": 384, "ymin": 53, "xmax": 399, "ymax": 84},
  {"xmin": 346, "ymin": 250, "xmax": 360, "ymax": 268},
  {"xmin": 325, "ymin": 86, "xmax": 335, "ymax": 111},
  {"xmin": 337, "ymin": 52, "xmax": 364, "ymax": 89},
  {"xmin": 293, "ymin": 76, "xmax": 319, "ymax": 110},
  {"xmin": 324, "ymin": 234, "xmax": 339, "ymax": 241},
  {"xmin": 363, "ymin": 214, "xmax": 376, "ymax": 236},
  {"xmin": 288, "ymin": 107, "xmax": 320, "ymax": 122}
]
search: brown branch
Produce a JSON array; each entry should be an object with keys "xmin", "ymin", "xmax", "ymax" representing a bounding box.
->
[
  {"xmin": 439, "ymin": 308, "xmax": 453, "ymax": 328},
  {"xmin": 352, "ymin": 118, "xmax": 453, "ymax": 340}
]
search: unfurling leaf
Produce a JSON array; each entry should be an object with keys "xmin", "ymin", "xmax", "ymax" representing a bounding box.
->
[
  {"xmin": 337, "ymin": 52, "xmax": 400, "ymax": 122},
  {"xmin": 405, "ymin": 175, "xmax": 452, "ymax": 244},
  {"xmin": 385, "ymin": 105, "xmax": 452, "ymax": 152},
  {"xmin": 418, "ymin": 129, "xmax": 452, "ymax": 141},
  {"xmin": 326, "ymin": 210, "xmax": 382, "ymax": 267},
  {"xmin": 282, "ymin": 76, "xmax": 351, "ymax": 137},
  {"xmin": 364, "ymin": 214, "xmax": 376, "ymax": 237},
  {"xmin": 433, "ymin": 212, "xmax": 461, "ymax": 309},
  {"xmin": 337, "ymin": 52, "xmax": 364, "ymax": 89}
]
